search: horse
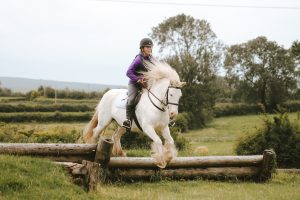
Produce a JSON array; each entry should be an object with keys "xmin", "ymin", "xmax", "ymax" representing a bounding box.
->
[{"xmin": 82, "ymin": 60, "xmax": 185, "ymax": 168}]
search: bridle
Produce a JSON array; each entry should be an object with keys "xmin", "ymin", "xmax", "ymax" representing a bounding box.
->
[{"xmin": 146, "ymin": 85, "xmax": 181, "ymax": 112}]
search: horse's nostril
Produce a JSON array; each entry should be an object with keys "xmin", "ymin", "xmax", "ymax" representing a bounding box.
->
[{"xmin": 170, "ymin": 112, "xmax": 177, "ymax": 119}]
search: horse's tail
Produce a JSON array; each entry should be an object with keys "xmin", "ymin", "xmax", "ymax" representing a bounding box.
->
[{"xmin": 82, "ymin": 110, "xmax": 98, "ymax": 143}]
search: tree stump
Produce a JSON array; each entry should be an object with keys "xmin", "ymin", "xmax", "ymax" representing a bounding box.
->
[
  {"xmin": 260, "ymin": 149, "xmax": 276, "ymax": 181},
  {"xmin": 94, "ymin": 137, "xmax": 113, "ymax": 168}
]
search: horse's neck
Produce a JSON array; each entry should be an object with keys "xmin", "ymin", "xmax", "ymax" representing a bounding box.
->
[
  {"xmin": 149, "ymin": 79, "xmax": 169, "ymax": 98},
  {"xmin": 139, "ymin": 78, "xmax": 169, "ymax": 108}
]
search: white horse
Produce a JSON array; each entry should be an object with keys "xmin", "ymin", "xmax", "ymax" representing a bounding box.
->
[{"xmin": 82, "ymin": 60, "xmax": 185, "ymax": 168}]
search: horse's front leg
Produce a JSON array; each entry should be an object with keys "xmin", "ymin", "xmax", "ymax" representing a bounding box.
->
[
  {"xmin": 161, "ymin": 126, "xmax": 178, "ymax": 164},
  {"xmin": 143, "ymin": 125, "xmax": 167, "ymax": 168}
]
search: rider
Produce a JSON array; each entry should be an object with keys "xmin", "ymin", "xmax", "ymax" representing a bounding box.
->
[{"xmin": 122, "ymin": 38, "xmax": 154, "ymax": 130}]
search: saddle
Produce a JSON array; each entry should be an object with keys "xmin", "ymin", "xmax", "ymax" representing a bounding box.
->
[{"xmin": 116, "ymin": 90, "xmax": 143, "ymax": 131}]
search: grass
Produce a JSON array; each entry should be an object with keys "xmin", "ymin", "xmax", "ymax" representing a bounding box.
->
[
  {"xmin": 97, "ymin": 172, "xmax": 300, "ymax": 200},
  {"xmin": 1, "ymin": 113, "xmax": 299, "ymax": 199},
  {"xmin": 1, "ymin": 155, "xmax": 300, "ymax": 200},
  {"xmin": 179, "ymin": 113, "xmax": 299, "ymax": 156},
  {"xmin": 0, "ymin": 155, "xmax": 93, "ymax": 200}
]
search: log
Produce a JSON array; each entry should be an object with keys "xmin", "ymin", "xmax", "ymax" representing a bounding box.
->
[
  {"xmin": 0, "ymin": 143, "xmax": 97, "ymax": 156},
  {"xmin": 55, "ymin": 162, "xmax": 87, "ymax": 175},
  {"xmin": 94, "ymin": 137, "xmax": 113, "ymax": 167},
  {"xmin": 109, "ymin": 167, "xmax": 261, "ymax": 180},
  {"xmin": 82, "ymin": 160, "xmax": 101, "ymax": 192},
  {"xmin": 55, "ymin": 160, "xmax": 100, "ymax": 192},
  {"xmin": 40, "ymin": 155, "xmax": 95, "ymax": 163},
  {"xmin": 108, "ymin": 155, "xmax": 263, "ymax": 168}
]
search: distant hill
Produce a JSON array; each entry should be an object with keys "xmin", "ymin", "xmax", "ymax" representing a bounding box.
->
[{"xmin": 0, "ymin": 77, "xmax": 126, "ymax": 93}]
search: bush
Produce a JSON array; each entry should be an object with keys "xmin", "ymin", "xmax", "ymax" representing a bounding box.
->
[
  {"xmin": 121, "ymin": 127, "xmax": 188, "ymax": 151},
  {"xmin": 173, "ymin": 112, "xmax": 191, "ymax": 132},
  {"xmin": 236, "ymin": 112, "xmax": 300, "ymax": 168},
  {"xmin": 0, "ymin": 112, "xmax": 93, "ymax": 122},
  {"xmin": 213, "ymin": 103, "xmax": 262, "ymax": 117},
  {"xmin": 0, "ymin": 104, "xmax": 94, "ymax": 113},
  {"xmin": 0, "ymin": 123, "xmax": 81, "ymax": 143},
  {"xmin": 281, "ymin": 100, "xmax": 300, "ymax": 112}
]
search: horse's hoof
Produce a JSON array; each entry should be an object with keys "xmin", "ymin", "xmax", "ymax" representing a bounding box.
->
[
  {"xmin": 155, "ymin": 160, "xmax": 167, "ymax": 169},
  {"xmin": 119, "ymin": 151, "xmax": 127, "ymax": 157}
]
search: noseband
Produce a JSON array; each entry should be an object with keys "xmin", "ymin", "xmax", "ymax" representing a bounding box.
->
[{"xmin": 146, "ymin": 85, "xmax": 181, "ymax": 112}]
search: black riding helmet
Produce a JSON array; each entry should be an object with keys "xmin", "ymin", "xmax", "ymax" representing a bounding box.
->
[{"xmin": 140, "ymin": 38, "xmax": 153, "ymax": 49}]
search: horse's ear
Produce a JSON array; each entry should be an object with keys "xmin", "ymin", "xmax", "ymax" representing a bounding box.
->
[{"xmin": 180, "ymin": 82, "xmax": 186, "ymax": 87}]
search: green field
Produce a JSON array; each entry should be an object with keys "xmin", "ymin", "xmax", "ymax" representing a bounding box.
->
[{"xmin": 0, "ymin": 113, "xmax": 299, "ymax": 199}]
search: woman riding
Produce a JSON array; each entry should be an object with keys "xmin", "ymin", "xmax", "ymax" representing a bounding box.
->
[{"xmin": 122, "ymin": 38, "xmax": 154, "ymax": 130}]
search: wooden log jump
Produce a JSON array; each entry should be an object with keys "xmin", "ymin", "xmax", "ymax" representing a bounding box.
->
[{"xmin": 0, "ymin": 142, "xmax": 276, "ymax": 183}]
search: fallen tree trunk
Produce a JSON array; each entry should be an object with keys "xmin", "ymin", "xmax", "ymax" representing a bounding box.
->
[
  {"xmin": 0, "ymin": 143, "xmax": 97, "ymax": 155},
  {"xmin": 108, "ymin": 167, "xmax": 261, "ymax": 180},
  {"xmin": 108, "ymin": 156, "xmax": 263, "ymax": 168}
]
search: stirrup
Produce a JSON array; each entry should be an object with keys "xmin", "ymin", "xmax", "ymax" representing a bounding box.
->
[
  {"xmin": 169, "ymin": 120, "xmax": 176, "ymax": 127},
  {"xmin": 122, "ymin": 119, "xmax": 131, "ymax": 129}
]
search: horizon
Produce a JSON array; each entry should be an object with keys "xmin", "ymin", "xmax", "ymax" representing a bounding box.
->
[{"xmin": 1, "ymin": 0, "xmax": 299, "ymax": 85}]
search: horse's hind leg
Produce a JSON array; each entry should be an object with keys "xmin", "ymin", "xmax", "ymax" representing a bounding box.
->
[
  {"xmin": 92, "ymin": 112, "xmax": 112, "ymax": 142},
  {"xmin": 112, "ymin": 127, "xmax": 127, "ymax": 157}
]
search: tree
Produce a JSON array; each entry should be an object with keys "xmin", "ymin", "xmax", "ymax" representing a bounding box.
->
[
  {"xmin": 151, "ymin": 14, "xmax": 224, "ymax": 127},
  {"xmin": 224, "ymin": 36, "xmax": 298, "ymax": 110},
  {"xmin": 290, "ymin": 40, "xmax": 300, "ymax": 99}
]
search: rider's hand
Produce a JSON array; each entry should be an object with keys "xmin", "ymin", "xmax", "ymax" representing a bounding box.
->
[{"xmin": 137, "ymin": 78, "xmax": 146, "ymax": 87}]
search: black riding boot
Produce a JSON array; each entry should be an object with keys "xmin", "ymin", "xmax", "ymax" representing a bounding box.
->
[{"xmin": 122, "ymin": 104, "xmax": 135, "ymax": 130}]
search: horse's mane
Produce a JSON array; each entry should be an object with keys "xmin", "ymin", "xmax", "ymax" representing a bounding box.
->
[{"xmin": 141, "ymin": 59, "xmax": 181, "ymax": 87}]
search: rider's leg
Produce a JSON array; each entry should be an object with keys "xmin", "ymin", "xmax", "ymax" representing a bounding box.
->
[{"xmin": 122, "ymin": 83, "xmax": 139, "ymax": 130}]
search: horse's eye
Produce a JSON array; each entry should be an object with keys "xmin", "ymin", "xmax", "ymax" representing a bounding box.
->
[{"xmin": 170, "ymin": 94, "xmax": 173, "ymax": 97}]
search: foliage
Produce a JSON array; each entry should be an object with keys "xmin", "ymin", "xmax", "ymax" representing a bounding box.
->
[
  {"xmin": 213, "ymin": 103, "xmax": 262, "ymax": 117},
  {"xmin": 281, "ymin": 100, "xmax": 300, "ymax": 112},
  {"xmin": 0, "ymin": 123, "xmax": 81, "ymax": 143},
  {"xmin": 224, "ymin": 36, "xmax": 299, "ymax": 111},
  {"xmin": 151, "ymin": 14, "xmax": 224, "ymax": 128},
  {"xmin": 0, "ymin": 112, "xmax": 92, "ymax": 123},
  {"xmin": 0, "ymin": 103, "xmax": 94, "ymax": 113},
  {"xmin": 1, "ymin": 85, "xmax": 105, "ymax": 100},
  {"xmin": 121, "ymin": 127, "xmax": 188, "ymax": 151},
  {"xmin": 236, "ymin": 112, "xmax": 300, "ymax": 168},
  {"xmin": 173, "ymin": 112, "xmax": 192, "ymax": 132}
]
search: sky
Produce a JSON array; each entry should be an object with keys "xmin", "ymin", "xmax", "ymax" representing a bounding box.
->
[{"xmin": 0, "ymin": 0, "xmax": 299, "ymax": 86}]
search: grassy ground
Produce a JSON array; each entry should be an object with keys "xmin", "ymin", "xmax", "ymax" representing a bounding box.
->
[
  {"xmin": 97, "ymin": 173, "xmax": 300, "ymax": 200},
  {"xmin": 1, "ymin": 155, "xmax": 299, "ymax": 200},
  {"xmin": 0, "ymin": 113, "xmax": 299, "ymax": 199},
  {"xmin": 0, "ymin": 155, "xmax": 90, "ymax": 200}
]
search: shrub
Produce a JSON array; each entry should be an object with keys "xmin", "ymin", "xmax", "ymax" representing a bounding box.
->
[
  {"xmin": 0, "ymin": 112, "xmax": 92, "ymax": 122},
  {"xmin": 173, "ymin": 112, "xmax": 191, "ymax": 132},
  {"xmin": 236, "ymin": 112, "xmax": 300, "ymax": 168},
  {"xmin": 281, "ymin": 100, "xmax": 300, "ymax": 112},
  {"xmin": 0, "ymin": 123, "xmax": 81, "ymax": 143},
  {"xmin": 121, "ymin": 127, "xmax": 188, "ymax": 151},
  {"xmin": 0, "ymin": 104, "xmax": 94, "ymax": 113},
  {"xmin": 213, "ymin": 103, "xmax": 262, "ymax": 117}
]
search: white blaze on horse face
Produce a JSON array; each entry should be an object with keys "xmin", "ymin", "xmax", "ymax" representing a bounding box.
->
[{"xmin": 167, "ymin": 87, "xmax": 182, "ymax": 119}]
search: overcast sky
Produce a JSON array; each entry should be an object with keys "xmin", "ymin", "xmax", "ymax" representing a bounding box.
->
[{"xmin": 1, "ymin": 0, "xmax": 299, "ymax": 86}]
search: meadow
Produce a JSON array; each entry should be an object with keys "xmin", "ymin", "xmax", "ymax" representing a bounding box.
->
[{"xmin": 0, "ymin": 113, "xmax": 299, "ymax": 200}]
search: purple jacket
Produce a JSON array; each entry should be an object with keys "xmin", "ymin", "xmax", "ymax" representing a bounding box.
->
[{"xmin": 126, "ymin": 53, "xmax": 151, "ymax": 84}]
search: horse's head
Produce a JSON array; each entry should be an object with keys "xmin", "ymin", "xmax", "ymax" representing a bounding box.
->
[
  {"xmin": 142, "ymin": 60, "xmax": 186, "ymax": 120},
  {"xmin": 167, "ymin": 81, "xmax": 186, "ymax": 119}
]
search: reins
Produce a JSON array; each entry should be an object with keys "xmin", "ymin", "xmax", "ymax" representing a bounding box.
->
[{"xmin": 145, "ymin": 85, "xmax": 180, "ymax": 112}]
